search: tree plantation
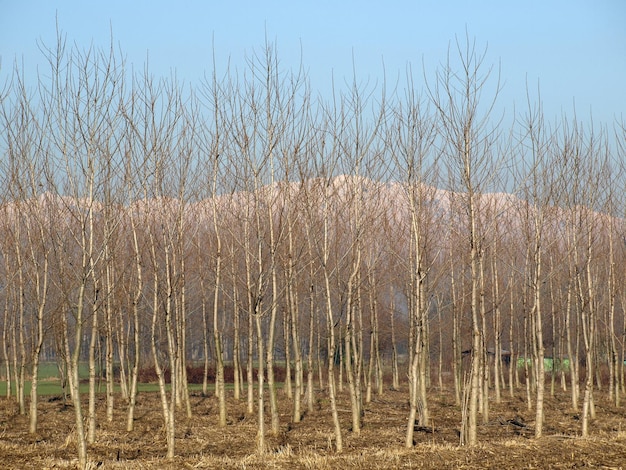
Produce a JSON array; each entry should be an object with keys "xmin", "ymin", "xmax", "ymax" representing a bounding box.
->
[{"xmin": 1, "ymin": 37, "xmax": 626, "ymax": 468}]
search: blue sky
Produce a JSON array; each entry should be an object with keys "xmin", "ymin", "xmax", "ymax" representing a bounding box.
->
[{"xmin": 1, "ymin": 1, "xmax": 625, "ymax": 126}]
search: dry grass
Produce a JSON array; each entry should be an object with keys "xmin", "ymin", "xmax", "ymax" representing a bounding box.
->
[{"xmin": 1, "ymin": 386, "xmax": 626, "ymax": 469}]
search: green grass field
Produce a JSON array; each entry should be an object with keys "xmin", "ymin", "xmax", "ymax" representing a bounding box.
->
[
  {"xmin": 0, "ymin": 362, "xmax": 207, "ymax": 396},
  {"xmin": 0, "ymin": 380, "xmax": 209, "ymax": 396}
]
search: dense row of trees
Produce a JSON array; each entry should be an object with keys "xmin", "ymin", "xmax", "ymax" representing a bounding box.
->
[{"xmin": 1, "ymin": 35, "xmax": 626, "ymax": 468}]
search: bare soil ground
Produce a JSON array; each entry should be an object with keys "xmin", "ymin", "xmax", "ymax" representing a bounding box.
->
[{"xmin": 1, "ymin": 385, "xmax": 626, "ymax": 469}]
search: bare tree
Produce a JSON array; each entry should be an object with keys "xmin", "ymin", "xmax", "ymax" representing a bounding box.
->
[
  {"xmin": 299, "ymin": 118, "xmax": 344, "ymax": 451},
  {"xmin": 198, "ymin": 61, "xmax": 229, "ymax": 426},
  {"xmin": 1, "ymin": 63, "xmax": 53, "ymax": 430},
  {"xmin": 515, "ymin": 89, "xmax": 557, "ymax": 437},
  {"xmin": 428, "ymin": 34, "xmax": 502, "ymax": 445},
  {"xmin": 126, "ymin": 64, "xmax": 187, "ymax": 459},
  {"xmin": 385, "ymin": 67, "xmax": 438, "ymax": 446},
  {"xmin": 35, "ymin": 32, "xmax": 125, "ymax": 466}
]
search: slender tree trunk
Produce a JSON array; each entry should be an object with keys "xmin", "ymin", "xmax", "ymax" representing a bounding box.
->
[
  {"xmin": 255, "ymin": 313, "xmax": 266, "ymax": 453},
  {"xmin": 437, "ymin": 295, "xmax": 444, "ymax": 392},
  {"xmin": 28, "ymin": 327, "xmax": 44, "ymax": 434},
  {"xmin": 608, "ymin": 225, "xmax": 619, "ymax": 406},
  {"xmin": 317, "ymin": 311, "xmax": 324, "ymax": 392},
  {"xmin": 509, "ymin": 271, "xmax": 516, "ymax": 397},
  {"xmin": 306, "ymin": 274, "xmax": 316, "ymax": 412},
  {"xmin": 104, "ymin": 259, "xmax": 115, "ymax": 423},
  {"xmin": 177, "ymin": 257, "xmax": 192, "ymax": 419},
  {"xmin": 450, "ymin": 257, "xmax": 462, "ymax": 405},
  {"xmin": 244, "ymin": 221, "xmax": 256, "ymax": 416},
  {"xmin": 70, "ymin": 281, "xmax": 89, "ymax": 468},
  {"xmin": 117, "ymin": 311, "xmax": 129, "ymax": 401},
  {"xmin": 581, "ymin": 230, "xmax": 596, "ymax": 438},
  {"xmin": 338, "ymin": 324, "xmax": 344, "ymax": 394},
  {"xmin": 491, "ymin": 248, "xmax": 502, "ymax": 404},
  {"xmin": 465, "ymin": 220, "xmax": 482, "ymax": 446},
  {"xmin": 566, "ymin": 275, "xmax": 579, "ymax": 410},
  {"xmin": 15, "ymin": 235, "xmax": 26, "ymax": 416},
  {"xmin": 213, "ymin": 233, "xmax": 227, "ymax": 427},
  {"xmin": 201, "ymin": 278, "xmax": 210, "ymax": 396},
  {"xmin": 232, "ymin": 268, "xmax": 242, "ymax": 401},
  {"xmin": 149, "ymin": 226, "xmax": 176, "ymax": 460},
  {"xmin": 164, "ymin": 245, "xmax": 178, "ymax": 457},
  {"xmin": 211, "ymin": 150, "xmax": 227, "ymax": 425},
  {"xmin": 345, "ymin": 246, "xmax": 362, "ymax": 436},
  {"xmin": 479, "ymin": 258, "xmax": 489, "ymax": 425},
  {"xmin": 288, "ymin": 253, "xmax": 303, "ymax": 422},
  {"xmin": 151, "ymin": 270, "xmax": 175, "ymax": 459},
  {"xmin": 2, "ymin": 293, "xmax": 11, "ymax": 399},
  {"xmin": 126, "ymin": 213, "xmax": 142, "ymax": 432},
  {"xmin": 533, "ymin": 246, "xmax": 545, "ymax": 438},
  {"xmin": 28, "ymin": 262, "xmax": 48, "ymax": 434},
  {"xmin": 247, "ymin": 307, "xmax": 255, "ymax": 415},
  {"xmin": 266, "ymin": 263, "xmax": 280, "ymax": 436},
  {"xmin": 87, "ymin": 270, "xmax": 99, "ymax": 444},
  {"xmin": 283, "ymin": 303, "xmax": 293, "ymax": 400},
  {"xmin": 373, "ymin": 290, "xmax": 384, "ymax": 397},
  {"xmin": 28, "ymin": 215, "xmax": 49, "ymax": 434},
  {"xmin": 324, "ymin": 268, "xmax": 343, "ymax": 452}
]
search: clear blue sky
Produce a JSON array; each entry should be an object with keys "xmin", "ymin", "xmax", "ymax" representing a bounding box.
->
[{"xmin": 1, "ymin": 0, "xmax": 625, "ymax": 126}]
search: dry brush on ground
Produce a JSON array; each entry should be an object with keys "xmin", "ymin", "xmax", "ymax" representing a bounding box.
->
[{"xmin": 1, "ymin": 386, "xmax": 626, "ymax": 469}]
